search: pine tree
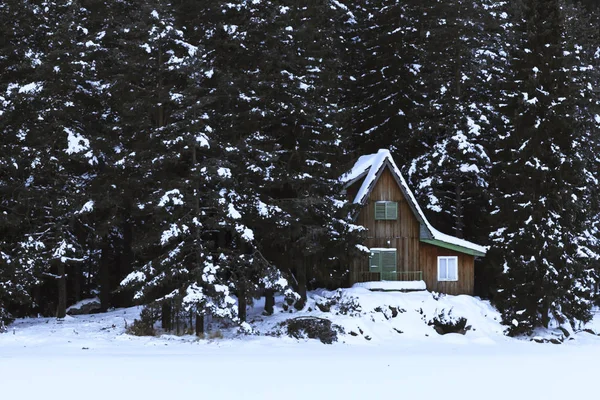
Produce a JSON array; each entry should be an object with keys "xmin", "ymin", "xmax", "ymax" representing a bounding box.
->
[
  {"xmin": 230, "ymin": 1, "xmax": 364, "ymax": 306},
  {"xmin": 406, "ymin": 0, "xmax": 505, "ymax": 241},
  {"xmin": 490, "ymin": 0, "xmax": 597, "ymax": 334},
  {"xmin": 1, "ymin": 0, "xmax": 102, "ymax": 318},
  {"xmin": 348, "ymin": 0, "xmax": 425, "ymax": 160}
]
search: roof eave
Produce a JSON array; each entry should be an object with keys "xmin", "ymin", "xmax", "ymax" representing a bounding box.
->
[{"xmin": 420, "ymin": 238, "xmax": 487, "ymax": 258}]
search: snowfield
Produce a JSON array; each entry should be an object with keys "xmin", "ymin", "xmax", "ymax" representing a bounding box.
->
[{"xmin": 2, "ymin": 289, "xmax": 600, "ymax": 400}]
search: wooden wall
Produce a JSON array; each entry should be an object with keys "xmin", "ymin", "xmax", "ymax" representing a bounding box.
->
[
  {"xmin": 350, "ymin": 168, "xmax": 421, "ymax": 283},
  {"xmin": 348, "ymin": 166, "xmax": 476, "ymax": 295},
  {"xmin": 419, "ymin": 243, "xmax": 474, "ymax": 295}
]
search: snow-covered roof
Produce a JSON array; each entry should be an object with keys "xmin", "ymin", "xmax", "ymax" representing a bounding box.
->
[{"xmin": 341, "ymin": 149, "xmax": 487, "ymax": 257}]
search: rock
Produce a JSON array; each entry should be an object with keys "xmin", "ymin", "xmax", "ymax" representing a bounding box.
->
[
  {"xmin": 66, "ymin": 298, "xmax": 101, "ymax": 315},
  {"xmin": 389, "ymin": 307, "xmax": 398, "ymax": 318},
  {"xmin": 549, "ymin": 338, "xmax": 562, "ymax": 345},
  {"xmin": 557, "ymin": 326, "xmax": 570, "ymax": 338},
  {"xmin": 433, "ymin": 326, "xmax": 445, "ymax": 335}
]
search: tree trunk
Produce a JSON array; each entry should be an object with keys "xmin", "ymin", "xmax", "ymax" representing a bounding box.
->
[
  {"xmin": 117, "ymin": 215, "xmax": 134, "ymax": 308},
  {"xmin": 295, "ymin": 259, "xmax": 307, "ymax": 310},
  {"xmin": 99, "ymin": 238, "xmax": 110, "ymax": 312},
  {"xmin": 195, "ymin": 313, "xmax": 205, "ymax": 336},
  {"xmin": 161, "ymin": 302, "xmax": 172, "ymax": 331},
  {"xmin": 73, "ymin": 265, "xmax": 81, "ymax": 303},
  {"xmin": 541, "ymin": 300, "xmax": 550, "ymax": 328},
  {"xmin": 238, "ymin": 284, "xmax": 247, "ymax": 322},
  {"xmin": 56, "ymin": 261, "xmax": 67, "ymax": 319},
  {"xmin": 454, "ymin": 177, "xmax": 464, "ymax": 239},
  {"xmin": 264, "ymin": 289, "xmax": 275, "ymax": 315}
]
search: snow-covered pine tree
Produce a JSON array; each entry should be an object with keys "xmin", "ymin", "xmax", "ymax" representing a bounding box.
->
[
  {"xmin": 118, "ymin": 1, "xmax": 288, "ymax": 327},
  {"xmin": 490, "ymin": 0, "xmax": 597, "ymax": 335},
  {"xmin": 348, "ymin": 0, "xmax": 425, "ymax": 161},
  {"xmin": 561, "ymin": 1, "xmax": 600, "ymax": 304},
  {"xmin": 231, "ymin": 1, "xmax": 364, "ymax": 307},
  {"xmin": 2, "ymin": 1, "xmax": 101, "ymax": 318},
  {"xmin": 406, "ymin": 0, "xmax": 507, "ymax": 242},
  {"xmin": 0, "ymin": 0, "xmax": 40, "ymax": 322}
]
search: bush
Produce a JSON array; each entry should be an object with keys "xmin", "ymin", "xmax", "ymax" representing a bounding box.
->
[
  {"xmin": 427, "ymin": 309, "xmax": 469, "ymax": 335},
  {"xmin": 126, "ymin": 304, "xmax": 161, "ymax": 336},
  {"xmin": 283, "ymin": 317, "xmax": 344, "ymax": 344}
]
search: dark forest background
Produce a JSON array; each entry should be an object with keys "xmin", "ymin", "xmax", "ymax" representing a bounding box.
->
[{"xmin": 1, "ymin": 0, "xmax": 600, "ymax": 335}]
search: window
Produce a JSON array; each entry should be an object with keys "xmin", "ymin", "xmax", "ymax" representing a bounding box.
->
[
  {"xmin": 437, "ymin": 256, "xmax": 458, "ymax": 281},
  {"xmin": 370, "ymin": 248, "xmax": 397, "ymax": 280},
  {"xmin": 374, "ymin": 201, "xmax": 398, "ymax": 220}
]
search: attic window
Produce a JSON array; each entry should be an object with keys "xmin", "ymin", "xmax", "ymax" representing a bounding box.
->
[{"xmin": 374, "ymin": 201, "xmax": 398, "ymax": 220}]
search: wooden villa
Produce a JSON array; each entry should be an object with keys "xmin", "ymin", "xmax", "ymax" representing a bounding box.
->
[{"xmin": 342, "ymin": 149, "xmax": 487, "ymax": 295}]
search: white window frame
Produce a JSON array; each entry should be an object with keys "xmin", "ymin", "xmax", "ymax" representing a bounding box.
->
[{"xmin": 437, "ymin": 256, "xmax": 458, "ymax": 282}]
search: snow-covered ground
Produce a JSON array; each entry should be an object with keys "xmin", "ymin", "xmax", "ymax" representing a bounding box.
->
[{"xmin": 2, "ymin": 289, "xmax": 600, "ymax": 400}]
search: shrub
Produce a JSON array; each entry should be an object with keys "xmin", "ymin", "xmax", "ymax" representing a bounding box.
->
[
  {"xmin": 427, "ymin": 309, "xmax": 469, "ymax": 335},
  {"xmin": 126, "ymin": 304, "xmax": 161, "ymax": 336},
  {"xmin": 208, "ymin": 330, "xmax": 223, "ymax": 339},
  {"xmin": 282, "ymin": 317, "xmax": 344, "ymax": 344}
]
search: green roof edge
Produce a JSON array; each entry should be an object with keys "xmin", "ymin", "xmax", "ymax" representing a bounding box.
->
[{"xmin": 420, "ymin": 238, "xmax": 487, "ymax": 258}]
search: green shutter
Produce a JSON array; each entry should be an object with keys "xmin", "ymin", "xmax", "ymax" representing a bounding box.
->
[
  {"xmin": 374, "ymin": 202, "xmax": 386, "ymax": 220},
  {"xmin": 369, "ymin": 250, "xmax": 381, "ymax": 273},
  {"xmin": 381, "ymin": 250, "xmax": 397, "ymax": 280},
  {"xmin": 386, "ymin": 202, "xmax": 398, "ymax": 220},
  {"xmin": 375, "ymin": 201, "xmax": 398, "ymax": 220}
]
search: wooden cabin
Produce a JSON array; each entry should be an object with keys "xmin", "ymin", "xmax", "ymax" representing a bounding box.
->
[{"xmin": 342, "ymin": 150, "xmax": 487, "ymax": 295}]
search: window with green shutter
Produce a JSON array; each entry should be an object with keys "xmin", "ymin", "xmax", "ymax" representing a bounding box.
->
[
  {"xmin": 374, "ymin": 201, "xmax": 398, "ymax": 220},
  {"xmin": 369, "ymin": 248, "xmax": 397, "ymax": 280}
]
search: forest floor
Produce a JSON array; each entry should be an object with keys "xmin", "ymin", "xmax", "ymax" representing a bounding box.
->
[{"xmin": 2, "ymin": 289, "xmax": 600, "ymax": 400}]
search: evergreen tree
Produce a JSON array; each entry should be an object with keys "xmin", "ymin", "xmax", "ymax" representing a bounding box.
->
[
  {"xmin": 1, "ymin": 0, "xmax": 101, "ymax": 318},
  {"xmin": 348, "ymin": 0, "xmax": 424, "ymax": 160},
  {"xmin": 490, "ymin": 0, "xmax": 597, "ymax": 334},
  {"xmin": 406, "ymin": 0, "xmax": 504, "ymax": 241}
]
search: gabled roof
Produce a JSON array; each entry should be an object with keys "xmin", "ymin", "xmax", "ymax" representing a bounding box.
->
[{"xmin": 341, "ymin": 149, "xmax": 487, "ymax": 257}]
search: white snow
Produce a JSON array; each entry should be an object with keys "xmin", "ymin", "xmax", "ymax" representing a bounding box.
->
[
  {"xmin": 2, "ymin": 291, "xmax": 600, "ymax": 400},
  {"xmin": 18, "ymin": 82, "xmax": 43, "ymax": 94},
  {"xmin": 158, "ymin": 189, "xmax": 184, "ymax": 207},
  {"xmin": 353, "ymin": 280, "xmax": 426, "ymax": 291},
  {"xmin": 65, "ymin": 127, "xmax": 90, "ymax": 155},
  {"xmin": 236, "ymin": 224, "xmax": 254, "ymax": 241},
  {"xmin": 66, "ymin": 297, "xmax": 100, "ymax": 313},
  {"xmin": 76, "ymin": 200, "xmax": 94, "ymax": 214},
  {"xmin": 228, "ymin": 203, "xmax": 242, "ymax": 219},
  {"xmin": 341, "ymin": 149, "xmax": 487, "ymax": 255},
  {"xmin": 217, "ymin": 167, "xmax": 232, "ymax": 178}
]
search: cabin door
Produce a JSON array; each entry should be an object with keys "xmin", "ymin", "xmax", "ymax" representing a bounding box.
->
[{"xmin": 370, "ymin": 249, "xmax": 397, "ymax": 281}]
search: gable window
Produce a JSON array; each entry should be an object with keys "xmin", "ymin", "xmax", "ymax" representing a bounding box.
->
[
  {"xmin": 374, "ymin": 201, "xmax": 398, "ymax": 220},
  {"xmin": 369, "ymin": 248, "xmax": 397, "ymax": 280},
  {"xmin": 437, "ymin": 256, "xmax": 458, "ymax": 281}
]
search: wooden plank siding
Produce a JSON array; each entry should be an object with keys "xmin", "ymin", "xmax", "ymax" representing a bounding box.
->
[
  {"xmin": 419, "ymin": 243, "xmax": 475, "ymax": 295},
  {"xmin": 350, "ymin": 168, "xmax": 421, "ymax": 284},
  {"xmin": 348, "ymin": 167, "xmax": 476, "ymax": 295}
]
